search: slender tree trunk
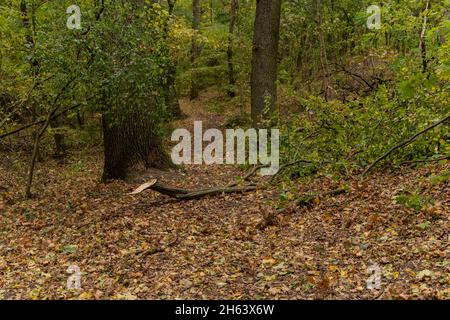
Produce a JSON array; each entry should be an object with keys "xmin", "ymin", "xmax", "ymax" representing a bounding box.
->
[
  {"xmin": 50, "ymin": 118, "xmax": 66, "ymax": 158},
  {"xmin": 190, "ymin": 0, "xmax": 201, "ymax": 100},
  {"xmin": 164, "ymin": 0, "xmax": 182, "ymax": 118},
  {"xmin": 25, "ymin": 76, "xmax": 76, "ymax": 197},
  {"xmin": 314, "ymin": 0, "xmax": 331, "ymax": 100},
  {"xmin": 168, "ymin": 0, "xmax": 176, "ymax": 15},
  {"xmin": 209, "ymin": 0, "xmax": 214, "ymax": 24},
  {"xmin": 20, "ymin": 0, "xmax": 41, "ymax": 160},
  {"xmin": 419, "ymin": 0, "xmax": 430, "ymax": 73},
  {"xmin": 250, "ymin": 0, "xmax": 282, "ymax": 127},
  {"xmin": 226, "ymin": 0, "xmax": 238, "ymax": 97},
  {"xmin": 25, "ymin": 108, "xmax": 54, "ymax": 198}
]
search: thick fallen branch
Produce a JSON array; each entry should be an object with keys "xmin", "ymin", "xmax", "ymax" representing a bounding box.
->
[
  {"xmin": 362, "ymin": 114, "xmax": 450, "ymax": 176},
  {"xmin": 129, "ymin": 179, "xmax": 256, "ymax": 200}
]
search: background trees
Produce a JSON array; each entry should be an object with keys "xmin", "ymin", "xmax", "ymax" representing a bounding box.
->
[
  {"xmin": 0, "ymin": 0, "xmax": 448, "ymax": 193},
  {"xmin": 0, "ymin": 0, "xmax": 176, "ymax": 193}
]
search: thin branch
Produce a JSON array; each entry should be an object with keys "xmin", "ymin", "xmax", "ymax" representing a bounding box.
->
[
  {"xmin": 0, "ymin": 97, "xmax": 92, "ymax": 140},
  {"xmin": 362, "ymin": 114, "xmax": 450, "ymax": 176},
  {"xmin": 401, "ymin": 156, "xmax": 449, "ymax": 165}
]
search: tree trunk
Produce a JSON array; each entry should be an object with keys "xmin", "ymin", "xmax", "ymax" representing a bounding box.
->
[
  {"xmin": 20, "ymin": 0, "xmax": 41, "ymax": 160},
  {"xmin": 101, "ymin": 111, "xmax": 172, "ymax": 181},
  {"xmin": 226, "ymin": 0, "xmax": 238, "ymax": 97},
  {"xmin": 190, "ymin": 0, "xmax": 201, "ymax": 100},
  {"xmin": 168, "ymin": 0, "xmax": 176, "ymax": 15},
  {"xmin": 165, "ymin": 0, "xmax": 183, "ymax": 118},
  {"xmin": 313, "ymin": 0, "xmax": 331, "ymax": 100},
  {"xmin": 419, "ymin": 0, "xmax": 430, "ymax": 73},
  {"xmin": 250, "ymin": 0, "xmax": 282, "ymax": 127},
  {"xmin": 50, "ymin": 117, "xmax": 66, "ymax": 158}
]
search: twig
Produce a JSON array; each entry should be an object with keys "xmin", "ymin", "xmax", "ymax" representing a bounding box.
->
[
  {"xmin": 269, "ymin": 159, "xmax": 314, "ymax": 182},
  {"xmin": 227, "ymin": 164, "xmax": 267, "ymax": 187},
  {"xmin": 0, "ymin": 99, "xmax": 91, "ymax": 140},
  {"xmin": 401, "ymin": 156, "xmax": 449, "ymax": 165},
  {"xmin": 135, "ymin": 233, "xmax": 179, "ymax": 258},
  {"xmin": 295, "ymin": 188, "xmax": 348, "ymax": 207},
  {"xmin": 257, "ymin": 187, "xmax": 348, "ymax": 230}
]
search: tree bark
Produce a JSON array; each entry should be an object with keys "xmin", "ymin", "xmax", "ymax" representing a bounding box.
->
[
  {"xmin": 20, "ymin": 0, "xmax": 41, "ymax": 160},
  {"xmin": 102, "ymin": 111, "xmax": 172, "ymax": 181},
  {"xmin": 419, "ymin": 0, "xmax": 430, "ymax": 73},
  {"xmin": 167, "ymin": 0, "xmax": 176, "ymax": 15},
  {"xmin": 50, "ymin": 117, "xmax": 66, "ymax": 158},
  {"xmin": 190, "ymin": 0, "xmax": 201, "ymax": 100},
  {"xmin": 164, "ymin": 0, "xmax": 182, "ymax": 118},
  {"xmin": 313, "ymin": 0, "xmax": 331, "ymax": 100},
  {"xmin": 226, "ymin": 0, "xmax": 238, "ymax": 97},
  {"xmin": 250, "ymin": 0, "xmax": 282, "ymax": 127}
]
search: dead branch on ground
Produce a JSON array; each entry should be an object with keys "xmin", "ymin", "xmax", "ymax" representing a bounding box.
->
[{"xmin": 129, "ymin": 179, "xmax": 256, "ymax": 200}]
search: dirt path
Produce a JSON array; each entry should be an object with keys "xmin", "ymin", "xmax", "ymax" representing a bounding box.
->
[{"xmin": 0, "ymin": 91, "xmax": 449, "ymax": 299}]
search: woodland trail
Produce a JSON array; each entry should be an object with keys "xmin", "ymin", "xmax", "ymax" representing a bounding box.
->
[{"xmin": 0, "ymin": 90, "xmax": 449, "ymax": 299}]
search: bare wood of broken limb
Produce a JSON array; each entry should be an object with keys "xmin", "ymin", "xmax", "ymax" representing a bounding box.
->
[
  {"xmin": 129, "ymin": 179, "xmax": 256, "ymax": 200},
  {"xmin": 362, "ymin": 114, "xmax": 450, "ymax": 176}
]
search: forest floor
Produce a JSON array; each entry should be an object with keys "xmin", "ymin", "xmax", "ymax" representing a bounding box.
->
[{"xmin": 0, "ymin": 89, "xmax": 449, "ymax": 300}]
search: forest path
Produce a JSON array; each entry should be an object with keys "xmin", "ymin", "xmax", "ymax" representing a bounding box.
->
[{"xmin": 128, "ymin": 87, "xmax": 245, "ymax": 189}]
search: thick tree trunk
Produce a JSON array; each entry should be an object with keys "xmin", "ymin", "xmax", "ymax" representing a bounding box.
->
[
  {"xmin": 250, "ymin": 0, "xmax": 282, "ymax": 127},
  {"xmin": 102, "ymin": 112, "xmax": 172, "ymax": 181},
  {"xmin": 190, "ymin": 0, "xmax": 201, "ymax": 100},
  {"xmin": 226, "ymin": 0, "xmax": 238, "ymax": 97}
]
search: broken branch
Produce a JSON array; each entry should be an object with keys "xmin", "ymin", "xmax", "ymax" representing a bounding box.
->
[{"xmin": 129, "ymin": 179, "xmax": 256, "ymax": 200}]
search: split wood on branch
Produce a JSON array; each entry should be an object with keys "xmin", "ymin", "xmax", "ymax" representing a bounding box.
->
[
  {"xmin": 129, "ymin": 179, "xmax": 256, "ymax": 200},
  {"xmin": 362, "ymin": 114, "xmax": 450, "ymax": 176}
]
